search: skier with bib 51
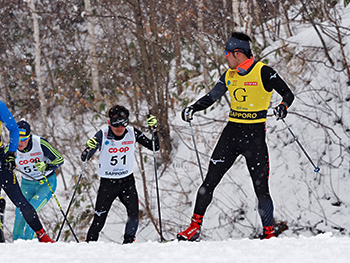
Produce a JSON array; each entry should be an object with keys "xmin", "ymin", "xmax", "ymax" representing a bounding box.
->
[{"xmin": 83, "ymin": 105, "xmax": 159, "ymax": 244}]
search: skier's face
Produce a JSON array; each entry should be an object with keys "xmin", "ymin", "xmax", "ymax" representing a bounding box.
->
[
  {"xmin": 18, "ymin": 136, "xmax": 30, "ymax": 150},
  {"xmin": 225, "ymin": 50, "xmax": 240, "ymax": 69},
  {"xmin": 108, "ymin": 116, "xmax": 126, "ymax": 136}
]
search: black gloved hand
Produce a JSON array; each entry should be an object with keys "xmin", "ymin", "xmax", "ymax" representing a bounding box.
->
[
  {"xmin": 181, "ymin": 106, "xmax": 195, "ymax": 122},
  {"xmin": 81, "ymin": 148, "xmax": 90, "ymax": 162},
  {"xmin": 273, "ymin": 103, "xmax": 288, "ymax": 120},
  {"xmin": 4, "ymin": 151, "xmax": 16, "ymax": 172}
]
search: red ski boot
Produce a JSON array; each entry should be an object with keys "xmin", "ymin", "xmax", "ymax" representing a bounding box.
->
[
  {"xmin": 262, "ymin": 226, "xmax": 275, "ymax": 239},
  {"xmin": 177, "ymin": 214, "xmax": 203, "ymax": 241},
  {"xmin": 36, "ymin": 228, "xmax": 55, "ymax": 243}
]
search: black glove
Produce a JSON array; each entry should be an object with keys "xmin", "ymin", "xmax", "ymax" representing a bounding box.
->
[
  {"xmin": 4, "ymin": 151, "xmax": 16, "ymax": 172},
  {"xmin": 81, "ymin": 148, "xmax": 91, "ymax": 162},
  {"xmin": 181, "ymin": 106, "xmax": 195, "ymax": 122},
  {"xmin": 274, "ymin": 103, "xmax": 288, "ymax": 120}
]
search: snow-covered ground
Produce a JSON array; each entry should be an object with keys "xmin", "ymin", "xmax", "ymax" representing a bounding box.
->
[{"xmin": 1, "ymin": 233, "xmax": 350, "ymax": 263}]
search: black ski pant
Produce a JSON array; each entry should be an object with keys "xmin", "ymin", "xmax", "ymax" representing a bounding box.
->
[
  {"xmin": 0, "ymin": 148, "xmax": 43, "ymax": 232},
  {"xmin": 86, "ymin": 174, "xmax": 139, "ymax": 242},
  {"xmin": 194, "ymin": 121, "xmax": 274, "ymax": 227}
]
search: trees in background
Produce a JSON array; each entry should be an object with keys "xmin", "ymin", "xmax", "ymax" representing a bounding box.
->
[{"xmin": 0, "ymin": 0, "xmax": 349, "ymax": 241}]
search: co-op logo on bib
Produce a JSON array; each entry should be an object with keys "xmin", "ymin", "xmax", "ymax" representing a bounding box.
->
[
  {"xmin": 18, "ymin": 157, "xmax": 40, "ymax": 165},
  {"xmin": 108, "ymin": 147, "xmax": 130, "ymax": 153}
]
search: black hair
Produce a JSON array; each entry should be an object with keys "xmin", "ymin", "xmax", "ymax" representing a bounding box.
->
[
  {"xmin": 231, "ymin": 32, "xmax": 252, "ymax": 42},
  {"xmin": 108, "ymin": 105, "xmax": 129, "ymax": 119}
]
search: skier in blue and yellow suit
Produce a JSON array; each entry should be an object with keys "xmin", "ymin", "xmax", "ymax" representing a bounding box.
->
[
  {"xmin": 12, "ymin": 120, "xmax": 64, "ymax": 241},
  {"xmin": 0, "ymin": 100, "xmax": 54, "ymax": 242},
  {"xmin": 177, "ymin": 32, "xmax": 295, "ymax": 241}
]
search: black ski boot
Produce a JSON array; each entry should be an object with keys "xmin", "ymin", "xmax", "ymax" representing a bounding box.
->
[{"xmin": 122, "ymin": 234, "xmax": 135, "ymax": 244}]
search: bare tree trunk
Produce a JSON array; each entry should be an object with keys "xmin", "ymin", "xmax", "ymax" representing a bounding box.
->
[
  {"xmin": 84, "ymin": 0, "xmax": 100, "ymax": 101},
  {"xmin": 328, "ymin": 14, "xmax": 350, "ymax": 84},
  {"xmin": 131, "ymin": 0, "xmax": 153, "ymax": 104},
  {"xmin": 245, "ymin": 0, "xmax": 253, "ymax": 35},
  {"xmin": 145, "ymin": 0, "xmax": 172, "ymax": 161},
  {"xmin": 173, "ymin": 0, "xmax": 183, "ymax": 96},
  {"xmin": 280, "ymin": 1, "xmax": 292, "ymax": 38},
  {"xmin": 197, "ymin": 0, "xmax": 209, "ymax": 92},
  {"xmin": 29, "ymin": 0, "xmax": 47, "ymax": 133},
  {"xmin": 233, "ymin": 0, "xmax": 251, "ymax": 34},
  {"xmin": 300, "ymin": 0, "xmax": 334, "ymax": 66},
  {"xmin": 232, "ymin": 0, "xmax": 241, "ymax": 29},
  {"xmin": 0, "ymin": 71, "xmax": 6, "ymax": 104}
]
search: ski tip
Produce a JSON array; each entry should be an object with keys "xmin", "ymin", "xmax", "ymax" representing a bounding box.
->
[{"xmin": 159, "ymin": 238, "xmax": 176, "ymax": 243}]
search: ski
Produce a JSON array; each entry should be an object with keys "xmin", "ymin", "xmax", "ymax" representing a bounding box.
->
[{"xmin": 159, "ymin": 238, "xmax": 176, "ymax": 243}]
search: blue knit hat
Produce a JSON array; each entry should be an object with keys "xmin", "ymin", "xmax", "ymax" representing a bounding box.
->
[
  {"xmin": 17, "ymin": 120, "xmax": 31, "ymax": 137},
  {"xmin": 225, "ymin": 36, "xmax": 251, "ymax": 54}
]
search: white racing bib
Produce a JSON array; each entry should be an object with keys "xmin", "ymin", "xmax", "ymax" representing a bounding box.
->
[
  {"xmin": 98, "ymin": 126, "xmax": 135, "ymax": 179},
  {"xmin": 16, "ymin": 135, "xmax": 51, "ymax": 181}
]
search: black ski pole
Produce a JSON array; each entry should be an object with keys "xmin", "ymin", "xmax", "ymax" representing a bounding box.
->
[
  {"xmin": 189, "ymin": 120, "xmax": 204, "ymax": 181},
  {"xmin": 150, "ymin": 126, "xmax": 165, "ymax": 242},
  {"xmin": 15, "ymin": 168, "xmax": 80, "ymax": 242},
  {"xmin": 0, "ymin": 195, "xmax": 5, "ymax": 243},
  {"xmin": 56, "ymin": 152, "xmax": 89, "ymax": 241},
  {"xmin": 281, "ymin": 118, "xmax": 320, "ymax": 173}
]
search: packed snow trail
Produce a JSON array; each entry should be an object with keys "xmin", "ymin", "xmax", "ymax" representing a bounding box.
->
[{"xmin": 1, "ymin": 233, "xmax": 350, "ymax": 263}]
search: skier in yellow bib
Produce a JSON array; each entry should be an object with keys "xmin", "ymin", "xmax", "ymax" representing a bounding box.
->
[{"xmin": 177, "ymin": 32, "xmax": 294, "ymax": 241}]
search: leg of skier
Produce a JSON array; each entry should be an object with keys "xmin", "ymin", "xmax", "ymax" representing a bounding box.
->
[
  {"xmin": 244, "ymin": 125, "xmax": 275, "ymax": 239},
  {"xmin": 0, "ymin": 166, "xmax": 54, "ymax": 243},
  {"xmin": 24, "ymin": 175, "xmax": 56, "ymax": 240},
  {"xmin": 86, "ymin": 178, "xmax": 116, "ymax": 242},
  {"xmin": 177, "ymin": 125, "xmax": 239, "ymax": 241},
  {"xmin": 118, "ymin": 175, "xmax": 139, "ymax": 244},
  {"xmin": 13, "ymin": 178, "xmax": 37, "ymax": 241}
]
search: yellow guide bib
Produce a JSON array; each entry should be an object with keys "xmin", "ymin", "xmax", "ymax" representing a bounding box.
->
[{"xmin": 225, "ymin": 62, "xmax": 272, "ymax": 124}]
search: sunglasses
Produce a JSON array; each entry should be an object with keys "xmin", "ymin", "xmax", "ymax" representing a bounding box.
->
[
  {"xmin": 110, "ymin": 117, "xmax": 129, "ymax": 128},
  {"xmin": 19, "ymin": 134, "xmax": 30, "ymax": 141},
  {"xmin": 224, "ymin": 50, "xmax": 230, "ymax": 58}
]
